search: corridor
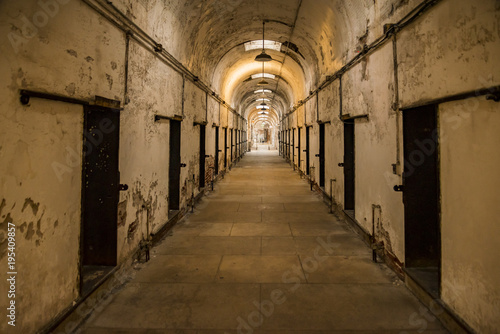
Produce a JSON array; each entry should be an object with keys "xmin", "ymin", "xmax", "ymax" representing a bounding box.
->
[
  {"xmin": 79, "ymin": 151, "xmax": 447, "ymax": 333},
  {"xmin": 1, "ymin": 1, "xmax": 499, "ymax": 332}
]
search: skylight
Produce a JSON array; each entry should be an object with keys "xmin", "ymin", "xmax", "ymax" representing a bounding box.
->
[
  {"xmin": 256, "ymin": 105, "xmax": 270, "ymax": 109},
  {"xmin": 244, "ymin": 40, "xmax": 282, "ymax": 52},
  {"xmin": 251, "ymin": 73, "xmax": 276, "ymax": 80},
  {"xmin": 254, "ymin": 89, "xmax": 272, "ymax": 94}
]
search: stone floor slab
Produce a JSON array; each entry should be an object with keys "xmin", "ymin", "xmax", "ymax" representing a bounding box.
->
[
  {"xmin": 230, "ymin": 223, "xmax": 292, "ymax": 237},
  {"xmin": 217, "ymin": 255, "xmax": 305, "ymax": 283}
]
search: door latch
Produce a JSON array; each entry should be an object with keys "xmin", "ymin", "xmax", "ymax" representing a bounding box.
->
[
  {"xmin": 338, "ymin": 163, "xmax": 344, "ymax": 167},
  {"xmin": 315, "ymin": 154, "xmax": 321, "ymax": 157},
  {"xmin": 119, "ymin": 184, "xmax": 129, "ymax": 191},
  {"xmin": 180, "ymin": 163, "xmax": 187, "ymax": 168},
  {"xmin": 394, "ymin": 185, "xmax": 404, "ymax": 192}
]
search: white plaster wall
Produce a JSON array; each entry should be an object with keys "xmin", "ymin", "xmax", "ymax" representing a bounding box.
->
[
  {"xmin": 341, "ymin": 42, "xmax": 404, "ymax": 260},
  {"xmin": 117, "ymin": 40, "xmax": 183, "ymax": 260},
  {"xmin": 439, "ymin": 98, "xmax": 500, "ymax": 333},
  {"xmin": 0, "ymin": 1, "xmax": 124, "ymax": 331},
  {"xmin": 398, "ymin": 0, "xmax": 500, "ymax": 107},
  {"xmin": 318, "ymin": 80, "xmax": 343, "ymax": 204},
  {"xmin": 0, "ymin": 100, "xmax": 82, "ymax": 334}
]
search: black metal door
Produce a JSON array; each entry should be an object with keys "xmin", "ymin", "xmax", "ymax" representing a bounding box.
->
[
  {"xmin": 82, "ymin": 106, "xmax": 119, "ymax": 266},
  {"xmin": 169, "ymin": 120, "xmax": 181, "ymax": 211},
  {"xmin": 215, "ymin": 126, "xmax": 219, "ymax": 175},
  {"xmin": 287, "ymin": 130, "xmax": 291, "ymax": 158},
  {"xmin": 319, "ymin": 123, "xmax": 325, "ymax": 187},
  {"xmin": 230, "ymin": 129, "xmax": 234, "ymax": 163},
  {"xmin": 403, "ymin": 105, "xmax": 440, "ymax": 268},
  {"xmin": 344, "ymin": 121, "xmax": 355, "ymax": 210},
  {"xmin": 236, "ymin": 130, "xmax": 239, "ymax": 158},
  {"xmin": 224, "ymin": 128, "xmax": 228, "ymax": 168},
  {"xmin": 199, "ymin": 125, "xmax": 206, "ymax": 189},
  {"xmin": 298, "ymin": 128, "xmax": 301, "ymax": 169},
  {"xmin": 306, "ymin": 126, "xmax": 310, "ymax": 175},
  {"xmin": 292, "ymin": 128, "xmax": 295, "ymax": 164}
]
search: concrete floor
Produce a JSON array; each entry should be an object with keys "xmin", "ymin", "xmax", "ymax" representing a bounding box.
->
[{"xmin": 79, "ymin": 150, "xmax": 448, "ymax": 334}]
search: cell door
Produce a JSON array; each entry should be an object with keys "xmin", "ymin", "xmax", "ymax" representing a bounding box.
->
[
  {"xmin": 306, "ymin": 126, "xmax": 310, "ymax": 175},
  {"xmin": 81, "ymin": 105, "xmax": 120, "ymax": 267},
  {"xmin": 215, "ymin": 126, "xmax": 220, "ymax": 175},
  {"xmin": 230, "ymin": 129, "xmax": 234, "ymax": 163},
  {"xmin": 292, "ymin": 128, "xmax": 295, "ymax": 165},
  {"xmin": 236, "ymin": 130, "xmax": 239, "ymax": 159},
  {"xmin": 288, "ymin": 130, "xmax": 291, "ymax": 159},
  {"xmin": 344, "ymin": 121, "xmax": 355, "ymax": 211},
  {"xmin": 169, "ymin": 120, "xmax": 181, "ymax": 211},
  {"xmin": 403, "ymin": 105, "xmax": 440, "ymax": 296},
  {"xmin": 319, "ymin": 123, "xmax": 325, "ymax": 187},
  {"xmin": 224, "ymin": 128, "xmax": 228, "ymax": 168},
  {"xmin": 199, "ymin": 125, "xmax": 206, "ymax": 189},
  {"xmin": 297, "ymin": 128, "xmax": 301, "ymax": 169}
]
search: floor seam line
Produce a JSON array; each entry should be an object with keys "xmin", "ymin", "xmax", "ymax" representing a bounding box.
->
[{"xmin": 214, "ymin": 255, "xmax": 224, "ymax": 282}]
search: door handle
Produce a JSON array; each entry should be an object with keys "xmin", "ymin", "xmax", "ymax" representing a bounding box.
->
[
  {"xmin": 205, "ymin": 155, "xmax": 210, "ymax": 158},
  {"xmin": 338, "ymin": 163, "xmax": 344, "ymax": 167},
  {"xmin": 218, "ymin": 150, "xmax": 222, "ymax": 152},
  {"xmin": 394, "ymin": 185, "xmax": 404, "ymax": 192},
  {"xmin": 315, "ymin": 154, "xmax": 321, "ymax": 157},
  {"xmin": 180, "ymin": 163, "xmax": 187, "ymax": 168},
  {"xmin": 303, "ymin": 150, "xmax": 307, "ymax": 152},
  {"xmin": 119, "ymin": 184, "xmax": 129, "ymax": 191}
]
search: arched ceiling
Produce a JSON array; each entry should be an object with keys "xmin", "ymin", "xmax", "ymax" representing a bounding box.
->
[{"xmin": 130, "ymin": 0, "xmax": 377, "ymax": 123}]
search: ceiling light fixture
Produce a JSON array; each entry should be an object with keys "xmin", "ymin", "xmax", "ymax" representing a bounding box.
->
[
  {"xmin": 255, "ymin": 21, "xmax": 273, "ymax": 62},
  {"xmin": 257, "ymin": 62, "xmax": 269, "ymax": 86}
]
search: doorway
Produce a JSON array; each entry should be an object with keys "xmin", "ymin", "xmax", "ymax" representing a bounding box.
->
[
  {"xmin": 199, "ymin": 124, "xmax": 206, "ymax": 189},
  {"xmin": 224, "ymin": 128, "xmax": 228, "ymax": 168},
  {"xmin": 81, "ymin": 105, "xmax": 120, "ymax": 294},
  {"xmin": 230, "ymin": 129, "xmax": 234, "ymax": 164},
  {"xmin": 306, "ymin": 126, "xmax": 310, "ymax": 175},
  {"xmin": 169, "ymin": 120, "xmax": 182, "ymax": 212},
  {"xmin": 297, "ymin": 127, "xmax": 301, "ymax": 169},
  {"xmin": 236, "ymin": 130, "xmax": 239, "ymax": 159},
  {"xmin": 287, "ymin": 130, "xmax": 291, "ymax": 159},
  {"xmin": 319, "ymin": 123, "xmax": 325, "ymax": 188},
  {"xmin": 343, "ymin": 120, "xmax": 355, "ymax": 216},
  {"xmin": 215, "ymin": 126, "xmax": 220, "ymax": 175},
  {"xmin": 403, "ymin": 105, "xmax": 441, "ymax": 298}
]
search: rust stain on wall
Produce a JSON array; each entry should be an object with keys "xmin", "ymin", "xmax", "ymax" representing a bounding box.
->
[
  {"xmin": 117, "ymin": 200, "xmax": 128, "ymax": 227},
  {"xmin": 22, "ymin": 198, "xmax": 39, "ymax": 216}
]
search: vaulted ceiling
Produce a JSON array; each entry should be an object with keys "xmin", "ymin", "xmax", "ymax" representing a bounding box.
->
[{"xmin": 126, "ymin": 0, "xmax": 412, "ymax": 123}]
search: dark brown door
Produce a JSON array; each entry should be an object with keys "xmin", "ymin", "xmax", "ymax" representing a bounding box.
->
[
  {"xmin": 199, "ymin": 125, "xmax": 206, "ymax": 189},
  {"xmin": 344, "ymin": 121, "xmax": 355, "ymax": 210},
  {"xmin": 230, "ymin": 129, "xmax": 234, "ymax": 163},
  {"xmin": 81, "ymin": 105, "xmax": 120, "ymax": 267},
  {"xmin": 306, "ymin": 127, "xmax": 310, "ymax": 175},
  {"xmin": 169, "ymin": 120, "xmax": 181, "ymax": 211},
  {"xmin": 215, "ymin": 126, "xmax": 219, "ymax": 175},
  {"xmin": 403, "ymin": 105, "xmax": 441, "ymax": 270},
  {"xmin": 224, "ymin": 128, "xmax": 228, "ymax": 168},
  {"xmin": 319, "ymin": 123, "xmax": 325, "ymax": 187},
  {"xmin": 297, "ymin": 128, "xmax": 301, "ymax": 169}
]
